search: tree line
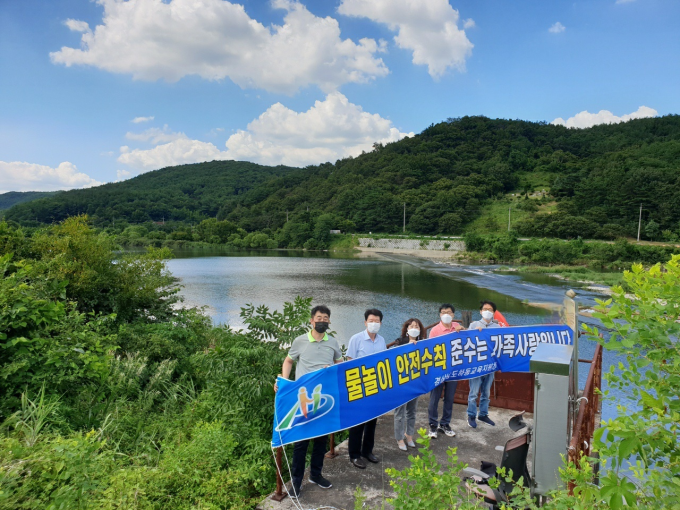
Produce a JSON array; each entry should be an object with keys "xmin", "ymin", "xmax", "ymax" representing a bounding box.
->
[{"xmin": 5, "ymin": 115, "xmax": 680, "ymax": 244}]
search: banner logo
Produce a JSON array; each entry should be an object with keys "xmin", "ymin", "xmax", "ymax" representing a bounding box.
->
[{"xmin": 275, "ymin": 384, "xmax": 335, "ymax": 432}]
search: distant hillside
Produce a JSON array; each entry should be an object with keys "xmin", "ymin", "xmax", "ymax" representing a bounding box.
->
[
  {"xmin": 6, "ymin": 115, "xmax": 680, "ymax": 241},
  {"xmin": 5, "ymin": 160, "xmax": 296, "ymax": 225},
  {"xmin": 0, "ymin": 191, "xmax": 60, "ymax": 211}
]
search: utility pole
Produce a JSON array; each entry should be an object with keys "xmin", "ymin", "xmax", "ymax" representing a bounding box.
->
[
  {"xmin": 637, "ymin": 204, "xmax": 642, "ymax": 242},
  {"xmin": 403, "ymin": 203, "xmax": 406, "ymax": 233},
  {"xmin": 508, "ymin": 205, "xmax": 512, "ymax": 231},
  {"xmin": 286, "ymin": 210, "xmax": 289, "ymax": 222}
]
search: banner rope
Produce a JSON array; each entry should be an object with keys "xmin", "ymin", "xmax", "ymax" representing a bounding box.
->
[{"xmin": 272, "ymin": 407, "xmax": 344, "ymax": 510}]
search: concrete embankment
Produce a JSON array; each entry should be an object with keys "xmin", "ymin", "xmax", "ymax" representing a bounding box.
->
[{"xmin": 355, "ymin": 237, "xmax": 465, "ymax": 259}]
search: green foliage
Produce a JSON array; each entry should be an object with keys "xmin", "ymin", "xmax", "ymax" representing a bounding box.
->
[
  {"xmin": 0, "ymin": 218, "xmax": 317, "ymax": 508},
  {"xmin": 385, "ymin": 429, "xmax": 482, "ymax": 509},
  {"xmin": 367, "ymin": 256, "xmax": 680, "ymax": 510},
  {"xmin": 463, "ymin": 234, "xmax": 680, "ymax": 266},
  {"xmin": 9, "ymin": 116, "xmax": 680, "ymax": 241},
  {"xmin": 583, "ymin": 256, "xmax": 680, "ymax": 508},
  {"xmin": 0, "ymin": 191, "xmax": 60, "ymax": 211},
  {"xmin": 0, "ymin": 252, "xmax": 117, "ymax": 415}
]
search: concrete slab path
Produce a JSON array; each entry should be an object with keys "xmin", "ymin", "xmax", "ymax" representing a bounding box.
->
[{"xmin": 259, "ymin": 396, "xmax": 533, "ymax": 510}]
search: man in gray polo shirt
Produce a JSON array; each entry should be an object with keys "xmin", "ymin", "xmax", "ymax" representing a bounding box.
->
[{"xmin": 275, "ymin": 305, "xmax": 343, "ymax": 499}]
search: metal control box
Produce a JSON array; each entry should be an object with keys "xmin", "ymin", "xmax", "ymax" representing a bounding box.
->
[{"xmin": 530, "ymin": 342, "xmax": 574, "ymax": 496}]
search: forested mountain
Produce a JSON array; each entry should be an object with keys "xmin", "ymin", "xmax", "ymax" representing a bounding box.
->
[
  {"xmin": 5, "ymin": 161, "xmax": 294, "ymax": 225},
  {"xmin": 6, "ymin": 115, "xmax": 680, "ymax": 241},
  {"xmin": 0, "ymin": 191, "xmax": 60, "ymax": 211}
]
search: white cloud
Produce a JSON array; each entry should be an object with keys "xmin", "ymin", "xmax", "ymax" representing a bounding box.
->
[
  {"xmin": 551, "ymin": 106, "xmax": 657, "ymax": 129},
  {"xmin": 223, "ymin": 91, "xmax": 413, "ymax": 167},
  {"xmin": 0, "ymin": 161, "xmax": 102, "ymax": 193},
  {"xmin": 338, "ymin": 0, "xmax": 473, "ymax": 78},
  {"xmin": 116, "ymin": 93, "xmax": 412, "ymax": 171},
  {"xmin": 131, "ymin": 116, "xmax": 154, "ymax": 124},
  {"xmin": 50, "ymin": 0, "xmax": 388, "ymax": 94},
  {"xmin": 116, "ymin": 169, "xmax": 132, "ymax": 181},
  {"xmin": 549, "ymin": 22, "xmax": 566, "ymax": 34},
  {"xmin": 117, "ymin": 138, "xmax": 229, "ymax": 171},
  {"xmin": 463, "ymin": 19, "xmax": 476, "ymax": 29},
  {"xmin": 64, "ymin": 19, "xmax": 90, "ymax": 32},
  {"xmin": 126, "ymin": 125, "xmax": 187, "ymax": 144}
]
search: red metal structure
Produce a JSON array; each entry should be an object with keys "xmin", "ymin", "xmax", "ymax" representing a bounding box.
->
[{"xmin": 568, "ymin": 344, "xmax": 603, "ymax": 466}]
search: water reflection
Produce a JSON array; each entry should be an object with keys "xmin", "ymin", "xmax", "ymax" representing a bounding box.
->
[
  {"xmin": 165, "ymin": 250, "xmax": 630, "ymax": 421},
  {"xmin": 166, "ymin": 252, "xmax": 551, "ymax": 347}
]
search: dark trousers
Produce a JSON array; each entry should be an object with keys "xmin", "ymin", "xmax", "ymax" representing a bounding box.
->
[
  {"xmin": 348, "ymin": 418, "xmax": 378, "ymax": 459},
  {"xmin": 428, "ymin": 380, "xmax": 458, "ymax": 427},
  {"xmin": 291, "ymin": 435, "xmax": 327, "ymax": 486}
]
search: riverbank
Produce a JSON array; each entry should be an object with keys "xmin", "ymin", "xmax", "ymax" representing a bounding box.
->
[
  {"xmin": 354, "ymin": 247, "xmax": 622, "ymax": 300},
  {"xmin": 499, "ymin": 265, "xmax": 624, "ymax": 292}
]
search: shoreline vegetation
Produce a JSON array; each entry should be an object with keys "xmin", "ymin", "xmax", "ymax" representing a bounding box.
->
[
  {"xmin": 114, "ymin": 230, "xmax": 679, "ymax": 292},
  {"xmin": 6, "ymin": 116, "xmax": 680, "ymax": 248},
  {"xmin": 1, "ymin": 217, "xmax": 678, "ymax": 508}
]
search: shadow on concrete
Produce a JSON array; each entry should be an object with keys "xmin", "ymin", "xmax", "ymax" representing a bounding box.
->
[{"xmin": 259, "ymin": 396, "xmax": 533, "ymax": 510}]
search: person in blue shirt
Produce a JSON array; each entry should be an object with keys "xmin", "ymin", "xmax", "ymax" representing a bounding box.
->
[
  {"xmin": 345, "ymin": 308, "xmax": 387, "ymax": 469},
  {"xmin": 467, "ymin": 300, "xmax": 502, "ymax": 429}
]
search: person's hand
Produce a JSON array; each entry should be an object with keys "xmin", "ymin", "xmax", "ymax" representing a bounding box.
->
[
  {"xmin": 478, "ymin": 328, "xmax": 483, "ymax": 332},
  {"xmin": 409, "ymin": 339, "xmax": 417, "ymax": 345},
  {"xmin": 274, "ymin": 380, "xmax": 279, "ymax": 393}
]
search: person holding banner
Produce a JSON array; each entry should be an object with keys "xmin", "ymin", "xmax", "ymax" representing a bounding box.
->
[
  {"xmin": 275, "ymin": 305, "xmax": 343, "ymax": 498},
  {"xmin": 428, "ymin": 304, "xmax": 464, "ymax": 439},
  {"xmin": 392, "ymin": 318, "xmax": 426, "ymax": 451},
  {"xmin": 346, "ymin": 309, "xmax": 387, "ymax": 469},
  {"xmin": 467, "ymin": 300, "xmax": 501, "ymax": 429}
]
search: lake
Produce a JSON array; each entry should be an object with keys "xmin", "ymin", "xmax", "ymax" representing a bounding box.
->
[
  {"xmin": 166, "ymin": 250, "xmax": 616, "ymax": 400},
  {"xmin": 166, "ymin": 250, "xmax": 561, "ymax": 342}
]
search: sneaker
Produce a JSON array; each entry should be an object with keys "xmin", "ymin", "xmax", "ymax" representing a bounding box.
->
[
  {"xmin": 308, "ymin": 475, "xmax": 332, "ymax": 489},
  {"xmin": 467, "ymin": 416, "xmax": 477, "ymax": 429},
  {"xmin": 478, "ymin": 415, "xmax": 496, "ymax": 427},
  {"xmin": 428, "ymin": 424, "xmax": 438, "ymax": 439},
  {"xmin": 290, "ymin": 484, "xmax": 302, "ymax": 499},
  {"xmin": 440, "ymin": 424, "xmax": 456, "ymax": 437}
]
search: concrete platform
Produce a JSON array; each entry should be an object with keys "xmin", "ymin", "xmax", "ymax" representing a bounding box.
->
[{"xmin": 259, "ymin": 396, "xmax": 533, "ymax": 510}]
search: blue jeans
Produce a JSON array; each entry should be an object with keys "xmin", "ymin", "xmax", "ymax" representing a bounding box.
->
[
  {"xmin": 467, "ymin": 373, "xmax": 494, "ymax": 418},
  {"xmin": 428, "ymin": 380, "xmax": 458, "ymax": 427}
]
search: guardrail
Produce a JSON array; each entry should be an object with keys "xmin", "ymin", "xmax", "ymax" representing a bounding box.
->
[{"xmin": 568, "ymin": 343, "xmax": 603, "ymax": 468}]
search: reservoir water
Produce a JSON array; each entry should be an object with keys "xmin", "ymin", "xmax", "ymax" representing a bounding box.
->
[{"xmin": 166, "ymin": 250, "xmax": 624, "ymax": 420}]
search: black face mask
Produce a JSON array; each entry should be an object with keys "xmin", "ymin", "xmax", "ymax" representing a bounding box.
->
[{"xmin": 314, "ymin": 321, "xmax": 330, "ymax": 333}]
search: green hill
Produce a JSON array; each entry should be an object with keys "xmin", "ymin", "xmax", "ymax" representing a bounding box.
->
[
  {"xmin": 0, "ymin": 191, "xmax": 61, "ymax": 211},
  {"xmin": 4, "ymin": 160, "xmax": 295, "ymax": 226},
  {"xmin": 6, "ymin": 115, "xmax": 680, "ymax": 242}
]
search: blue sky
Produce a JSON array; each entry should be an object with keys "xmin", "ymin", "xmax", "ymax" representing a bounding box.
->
[{"xmin": 1, "ymin": 0, "xmax": 678, "ymax": 192}]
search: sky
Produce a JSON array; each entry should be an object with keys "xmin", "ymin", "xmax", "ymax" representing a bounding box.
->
[{"xmin": 1, "ymin": 0, "xmax": 679, "ymax": 193}]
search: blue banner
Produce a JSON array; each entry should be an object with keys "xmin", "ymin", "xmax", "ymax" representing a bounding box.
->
[{"xmin": 272, "ymin": 324, "xmax": 573, "ymax": 447}]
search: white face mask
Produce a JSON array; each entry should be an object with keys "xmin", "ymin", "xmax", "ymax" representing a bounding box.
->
[
  {"xmin": 481, "ymin": 310, "xmax": 494, "ymax": 321},
  {"xmin": 367, "ymin": 322, "xmax": 381, "ymax": 334},
  {"xmin": 407, "ymin": 328, "xmax": 420, "ymax": 338},
  {"xmin": 441, "ymin": 314, "xmax": 453, "ymax": 324}
]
